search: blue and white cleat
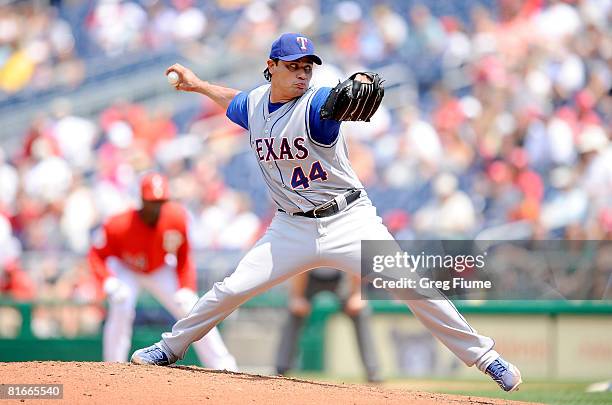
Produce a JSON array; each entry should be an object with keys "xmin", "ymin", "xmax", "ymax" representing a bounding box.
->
[
  {"xmin": 485, "ymin": 357, "xmax": 522, "ymax": 392},
  {"xmin": 130, "ymin": 343, "xmax": 175, "ymax": 366}
]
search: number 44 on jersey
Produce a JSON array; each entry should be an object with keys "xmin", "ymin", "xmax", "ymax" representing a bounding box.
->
[{"xmin": 291, "ymin": 160, "xmax": 328, "ymax": 189}]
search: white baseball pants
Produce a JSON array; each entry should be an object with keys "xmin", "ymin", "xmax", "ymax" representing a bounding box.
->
[
  {"xmin": 104, "ymin": 259, "xmax": 237, "ymax": 371},
  {"xmin": 161, "ymin": 198, "xmax": 499, "ymax": 370}
]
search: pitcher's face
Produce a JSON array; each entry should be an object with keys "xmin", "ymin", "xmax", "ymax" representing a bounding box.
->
[{"xmin": 268, "ymin": 57, "xmax": 314, "ymax": 99}]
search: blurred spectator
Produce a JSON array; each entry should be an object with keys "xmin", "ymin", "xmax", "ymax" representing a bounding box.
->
[
  {"xmin": 402, "ymin": 4, "xmax": 447, "ymax": 90},
  {"xmin": 406, "ymin": 4, "xmax": 447, "ymax": 56},
  {"xmin": 332, "ymin": 1, "xmax": 365, "ymax": 63},
  {"xmin": 392, "ymin": 106, "xmax": 442, "ymax": 182},
  {"xmin": 414, "ymin": 173, "xmax": 477, "ymax": 237},
  {"xmin": 0, "ymin": 214, "xmax": 32, "ymax": 300},
  {"xmin": 383, "ymin": 209, "xmax": 413, "ymax": 240},
  {"xmin": 172, "ymin": 0, "xmax": 208, "ymax": 43},
  {"xmin": 0, "ymin": 147, "xmax": 18, "ymax": 212},
  {"xmin": 88, "ymin": 0, "xmax": 148, "ymax": 57},
  {"xmin": 20, "ymin": 115, "xmax": 60, "ymax": 162},
  {"xmin": 60, "ymin": 174, "xmax": 99, "ymax": 253},
  {"xmin": 227, "ymin": 1, "xmax": 278, "ymax": 57},
  {"xmin": 540, "ymin": 166, "xmax": 589, "ymax": 231},
  {"xmin": 50, "ymin": 99, "xmax": 98, "ymax": 171},
  {"xmin": 577, "ymin": 125, "xmax": 611, "ymax": 207},
  {"xmin": 216, "ymin": 192, "xmax": 261, "ymax": 249},
  {"xmin": 23, "ymin": 152, "xmax": 72, "ymax": 205},
  {"xmin": 191, "ymin": 190, "xmax": 260, "ymax": 250},
  {"xmin": 372, "ymin": 4, "xmax": 407, "ymax": 57}
]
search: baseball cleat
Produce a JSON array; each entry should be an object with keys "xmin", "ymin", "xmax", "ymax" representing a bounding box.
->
[
  {"xmin": 130, "ymin": 343, "xmax": 175, "ymax": 366},
  {"xmin": 485, "ymin": 357, "xmax": 522, "ymax": 392}
]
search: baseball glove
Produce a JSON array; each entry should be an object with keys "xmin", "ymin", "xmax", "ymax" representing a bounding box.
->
[{"xmin": 320, "ymin": 72, "xmax": 385, "ymax": 122}]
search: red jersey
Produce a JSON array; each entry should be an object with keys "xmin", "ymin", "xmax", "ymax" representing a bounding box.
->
[
  {"xmin": 88, "ymin": 202, "xmax": 196, "ymax": 290},
  {"xmin": 0, "ymin": 260, "xmax": 36, "ymax": 300}
]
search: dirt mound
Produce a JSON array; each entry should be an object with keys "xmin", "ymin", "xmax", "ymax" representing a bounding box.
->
[{"xmin": 0, "ymin": 362, "xmax": 534, "ymax": 405}]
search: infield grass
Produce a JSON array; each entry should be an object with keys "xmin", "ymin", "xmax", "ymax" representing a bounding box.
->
[
  {"xmin": 290, "ymin": 373, "xmax": 612, "ymax": 405},
  {"xmin": 408, "ymin": 379, "xmax": 612, "ymax": 405}
]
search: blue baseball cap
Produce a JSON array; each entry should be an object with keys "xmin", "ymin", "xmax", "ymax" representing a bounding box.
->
[{"xmin": 269, "ymin": 33, "xmax": 322, "ymax": 65}]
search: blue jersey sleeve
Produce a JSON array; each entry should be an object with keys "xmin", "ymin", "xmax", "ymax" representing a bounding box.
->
[
  {"xmin": 226, "ymin": 91, "xmax": 249, "ymax": 130},
  {"xmin": 308, "ymin": 87, "xmax": 341, "ymax": 146}
]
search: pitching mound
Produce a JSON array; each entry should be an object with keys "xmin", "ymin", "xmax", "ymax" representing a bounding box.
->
[{"xmin": 0, "ymin": 361, "xmax": 534, "ymax": 404}]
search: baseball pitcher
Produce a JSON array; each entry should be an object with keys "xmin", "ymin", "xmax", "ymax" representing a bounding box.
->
[{"xmin": 130, "ymin": 34, "xmax": 521, "ymax": 392}]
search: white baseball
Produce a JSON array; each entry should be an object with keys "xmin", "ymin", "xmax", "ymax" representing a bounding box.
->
[{"xmin": 167, "ymin": 71, "xmax": 179, "ymax": 85}]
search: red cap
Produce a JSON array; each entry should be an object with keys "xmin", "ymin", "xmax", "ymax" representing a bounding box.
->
[{"xmin": 140, "ymin": 173, "xmax": 170, "ymax": 201}]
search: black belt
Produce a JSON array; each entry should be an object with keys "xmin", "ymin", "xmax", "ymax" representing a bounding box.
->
[{"xmin": 280, "ymin": 189, "xmax": 362, "ymax": 218}]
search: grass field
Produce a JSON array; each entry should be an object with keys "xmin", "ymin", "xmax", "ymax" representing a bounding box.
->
[
  {"xmin": 292, "ymin": 374, "xmax": 612, "ymax": 405},
  {"xmin": 393, "ymin": 379, "xmax": 612, "ymax": 405}
]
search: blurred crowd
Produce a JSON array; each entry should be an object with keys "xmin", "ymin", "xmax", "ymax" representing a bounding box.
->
[
  {"xmin": 0, "ymin": 0, "xmax": 611, "ymax": 336},
  {"xmin": 0, "ymin": 0, "xmax": 220, "ymax": 95}
]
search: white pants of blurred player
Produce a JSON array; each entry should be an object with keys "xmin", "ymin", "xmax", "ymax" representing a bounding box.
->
[{"xmin": 103, "ymin": 258, "xmax": 238, "ymax": 371}]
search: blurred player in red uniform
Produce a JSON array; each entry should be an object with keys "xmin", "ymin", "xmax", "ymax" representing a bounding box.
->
[{"xmin": 88, "ymin": 172, "xmax": 237, "ymax": 369}]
